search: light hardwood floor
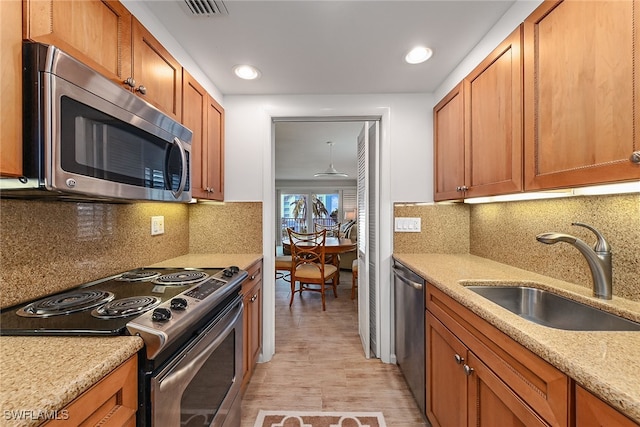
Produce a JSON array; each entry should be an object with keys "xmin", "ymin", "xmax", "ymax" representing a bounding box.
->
[{"xmin": 240, "ymin": 271, "xmax": 429, "ymax": 427}]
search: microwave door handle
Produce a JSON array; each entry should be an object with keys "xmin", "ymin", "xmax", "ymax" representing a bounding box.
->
[{"xmin": 169, "ymin": 137, "xmax": 187, "ymax": 199}]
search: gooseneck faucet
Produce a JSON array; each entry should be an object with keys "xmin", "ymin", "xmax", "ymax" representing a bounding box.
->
[{"xmin": 536, "ymin": 223, "xmax": 612, "ymax": 300}]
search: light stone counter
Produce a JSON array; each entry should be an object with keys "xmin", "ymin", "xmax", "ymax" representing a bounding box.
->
[
  {"xmin": 150, "ymin": 253, "xmax": 263, "ymax": 270},
  {"xmin": 0, "ymin": 336, "xmax": 143, "ymax": 427},
  {"xmin": 394, "ymin": 253, "xmax": 640, "ymax": 424}
]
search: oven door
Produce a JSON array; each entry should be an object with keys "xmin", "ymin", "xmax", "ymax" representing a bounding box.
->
[{"xmin": 150, "ymin": 297, "xmax": 243, "ymax": 427}]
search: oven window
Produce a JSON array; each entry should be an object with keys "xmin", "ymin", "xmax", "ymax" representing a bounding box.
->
[
  {"xmin": 59, "ymin": 96, "xmax": 189, "ymax": 191},
  {"xmin": 180, "ymin": 332, "xmax": 235, "ymax": 427}
]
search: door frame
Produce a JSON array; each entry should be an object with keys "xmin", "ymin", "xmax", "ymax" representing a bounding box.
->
[{"xmin": 261, "ymin": 108, "xmax": 393, "ymax": 364}]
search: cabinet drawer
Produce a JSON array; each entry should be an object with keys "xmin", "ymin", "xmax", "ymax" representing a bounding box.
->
[
  {"xmin": 242, "ymin": 260, "xmax": 263, "ymax": 294},
  {"xmin": 427, "ymin": 286, "xmax": 569, "ymax": 426}
]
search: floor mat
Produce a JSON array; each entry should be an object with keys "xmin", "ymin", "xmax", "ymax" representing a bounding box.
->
[{"xmin": 253, "ymin": 410, "xmax": 387, "ymax": 427}]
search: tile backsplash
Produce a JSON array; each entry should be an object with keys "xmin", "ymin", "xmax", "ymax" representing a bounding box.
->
[
  {"xmin": 394, "ymin": 193, "xmax": 640, "ymax": 301},
  {"xmin": 0, "ymin": 200, "xmax": 264, "ymax": 308}
]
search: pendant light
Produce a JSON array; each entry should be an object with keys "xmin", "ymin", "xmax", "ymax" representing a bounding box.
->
[{"xmin": 314, "ymin": 141, "xmax": 348, "ymax": 178}]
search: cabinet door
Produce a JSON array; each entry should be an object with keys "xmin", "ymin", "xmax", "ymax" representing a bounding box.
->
[
  {"xmin": 182, "ymin": 70, "xmax": 209, "ymax": 199},
  {"xmin": 575, "ymin": 385, "xmax": 640, "ymax": 427},
  {"xmin": 523, "ymin": 0, "xmax": 640, "ymax": 189},
  {"xmin": 205, "ymin": 96, "xmax": 225, "ymax": 201},
  {"xmin": 241, "ymin": 261, "xmax": 263, "ymax": 393},
  {"xmin": 131, "ymin": 18, "xmax": 182, "ymax": 121},
  {"xmin": 248, "ymin": 280, "xmax": 262, "ymax": 368},
  {"xmin": 467, "ymin": 352, "xmax": 548, "ymax": 427},
  {"xmin": 1, "ymin": 0, "xmax": 23, "ymax": 177},
  {"xmin": 24, "ymin": 0, "xmax": 132, "ymax": 86},
  {"xmin": 426, "ymin": 312, "xmax": 467, "ymax": 427},
  {"xmin": 434, "ymin": 82, "xmax": 466, "ymax": 201},
  {"xmin": 464, "ymin": 26, "xmax": 523, "ymax": 198}
]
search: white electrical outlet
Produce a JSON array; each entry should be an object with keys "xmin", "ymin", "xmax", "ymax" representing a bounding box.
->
[
  {"xmin": 394, "ymin": 217, "xmax": 421, "ymax": 232},
  {"xmin": 151, "ymin": 216, "xmax": 165, "ymax": 235}
]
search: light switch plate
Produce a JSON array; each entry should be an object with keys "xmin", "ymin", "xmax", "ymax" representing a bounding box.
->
[
  {"xmin": 394, "ymin": 217, "xmax": 421, "ymax": 232},
  {"xmin": 151, "ymin": 216, "xmax": 165, "ymax": 235}
]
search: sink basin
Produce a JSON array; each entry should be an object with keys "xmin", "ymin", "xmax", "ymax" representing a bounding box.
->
[{"xmin": 465, "ymin": 285, "xmax": 640, "ymax": 331}]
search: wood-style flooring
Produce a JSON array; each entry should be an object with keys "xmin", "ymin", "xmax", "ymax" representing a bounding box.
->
[{"xmin": 240, "ymin": 271, "xmax": 429, "ymax": 427}]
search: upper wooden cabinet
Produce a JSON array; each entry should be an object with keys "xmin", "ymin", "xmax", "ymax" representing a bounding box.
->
[
  {"xmin": 434, "ymin": 83, "xmax": 466, "ymax": 201},
  {"xmin": 24, "ymin": 1, "xmax": 182, "ymax": 122},
  {"xmin": 183, "ymin": 70, "xmax": 225, "ymax": 201},
  {"xmin": 1, "ymin": 0, "xmax": 23, "ymax": 177},
  {"xmin": 434, "ymin": 27, "xmax": 523, "ymax": 201},
  {"xmin": 24, "ymin": 0, "xmax": 132, "ymax": 86},
  {"xmin": 523, "ymin": 0, "xmax": 640, "ymax": 189},
  {"xmin": 463, "ymin": 26, "xmax": 523, "ymax": 198},
  {"xmin": 131, "ymin": 18, "xmax": 182, "ymax": 122}
]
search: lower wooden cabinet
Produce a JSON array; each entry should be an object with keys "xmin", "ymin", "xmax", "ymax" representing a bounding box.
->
[
  {"xmin": 575, "ymin": 385, "xmax": 639, "ymax": 427},
  {"xmin": 44, "ymin": 354, "xmax": 137, "ymax": 427},
  {"xmin": 426, "ymin": 286, "xmax": 569, "ymax": 427},
  {"xmin": 241, "ymin": 259, "xmax": 263, "ymax": 393}
]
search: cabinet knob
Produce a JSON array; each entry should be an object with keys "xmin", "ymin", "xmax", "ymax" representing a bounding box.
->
[
  {"xmin": 250, "ymin": 294, "xmax": 258, "ymax": 302},
  {"xmin": 463, "ymin": 364, "xmax": 474, "ymax": 376},
  {"xmin": 250, "ymin": 275, "xmax": 256, "ymax": 280},
  {"xmin": 136, "ymin": 85, "xmax": 147, "ymax": 95},
  {"xmin": 454, "ymin": 354, "xmax": 464, "ymax": 365},
  {"xmin": 123, "ymin": 77, "xmax": 136, "ymax": 88},
  {"xmin": 631, "ymin": 151, "xmax": 640, "ymax": 164}
]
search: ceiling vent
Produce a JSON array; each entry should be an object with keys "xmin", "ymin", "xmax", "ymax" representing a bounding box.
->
[{"xmin": 182, "ymin": 0, "xmax": 228, "ymax": 16}]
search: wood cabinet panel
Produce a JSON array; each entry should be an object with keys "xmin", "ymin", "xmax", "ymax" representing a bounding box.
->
[
  {"xmin": 426, "ymin": 312, "xmax": 467, "ymax": 427},
  {"xmin": 241, "ymin": 260, "xmax": 262, "ymax": 393},
  {"xmin": 434, "ymin": 83, "xmax": 465, "ymax": 201},
  {"xmin": 464, "ymin": 26, "xmax": 523, "ymax": 198},
  {"xmin": 24, "ymin": 0, "xmax": 132, "ymax": 85},
  {"xmin": 182, "ymin": 70, "xmax": 209, "ymax": 199},
  {"xmin": 1, "ymin": 0, "xmax": 23, "ymax": 177},
  {"xmin": 44, "ymin": 354, "xmax": 137, "ymax": 427},
  {"xmin": 205, "ymin": 96, "xmax": 225, "ymax": 200},
  {"xmin": 132, "ymin": 18, "xmax": 182, "ymax": 121},
  {"xmin": 427, "ymin": 286, "xmax": 569, "ymax": 426},
  {"xmin": 575, "ymin": 385, "xmax": 640, "ymax": 427},
  {"xmin": 524, "ymin": 0, "xmax": 640, "ymax": 189},
  {"xmin": 468, "ymin": 352, "xmax": 548, "ymax": 427}
]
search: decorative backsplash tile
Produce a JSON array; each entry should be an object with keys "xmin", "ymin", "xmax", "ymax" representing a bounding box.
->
[
  {"xmin": 394, "ymin": 193, "xmax": 640, "ymax": 301},
  {"xmin": 189, "ymin": 202, "xmax": 263, "ymax": 253},
  {"xmin": 0, "ymin": 199, "xmax": 189, "ymax": 308}
]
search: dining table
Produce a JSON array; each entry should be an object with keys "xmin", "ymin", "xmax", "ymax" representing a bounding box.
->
[{"xmin": 282, "ymin": 237, "xmax": 357, "ymax": 284}]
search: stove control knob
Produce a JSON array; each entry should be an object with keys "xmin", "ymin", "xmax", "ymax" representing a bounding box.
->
[
  {"xmin": 229, "ymin": 266, "xmax": 240, "ymax": 274},
  {"xmin": 223, "ymin": 269, "xmax": 234, "ymax": 278},
  {"xmin": 170, "ymin": 298, "xmax": 188, "ymax": 311},
  {"xmin": 151, "ymin": 307, "xmax": 172, "ymax": 322}
]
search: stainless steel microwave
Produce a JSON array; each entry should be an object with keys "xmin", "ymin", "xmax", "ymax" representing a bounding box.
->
[{"xmin": 0, "ymin": 42, "xmax": 192, "ymax": 202}]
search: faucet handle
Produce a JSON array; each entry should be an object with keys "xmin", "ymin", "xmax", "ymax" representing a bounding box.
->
[{"xmin": 571, "ymin": 222, "xmax": 611, "ymax": 253}]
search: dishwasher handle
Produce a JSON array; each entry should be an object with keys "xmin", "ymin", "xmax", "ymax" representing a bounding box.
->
[{"xmin": 393, "ymin": 265, "xmax": 424, "ymax": 291}]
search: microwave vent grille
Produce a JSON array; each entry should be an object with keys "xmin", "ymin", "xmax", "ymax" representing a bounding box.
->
[{"xmin": 183, "ymin": 0, "xmax": 228, "ymax": 16}]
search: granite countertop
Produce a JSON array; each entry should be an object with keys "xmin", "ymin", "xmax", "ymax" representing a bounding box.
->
[
  {"xmin": 149, "ymin": 253, "xmax": 263, "ymax": 270},
  {"xmin": 0, "ymin": 336, "xmax": 143, "ymax": 427},
  {"xmin": 0, "ymin": 253, "xmax": 262, "ymax": 427},
  {"xmin": 394, "ymin": 253, "xmax": 640, "ymax": 424}
]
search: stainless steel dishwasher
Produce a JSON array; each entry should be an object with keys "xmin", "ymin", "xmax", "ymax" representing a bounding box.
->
[{"xmin": 393, "ymin": 259, "xmax": 427, "ymax": 418}]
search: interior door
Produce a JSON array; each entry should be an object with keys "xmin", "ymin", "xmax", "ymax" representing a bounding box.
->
[{"xmin": 357, "ymin": 121, "xmax": 380, "ymax": 358}]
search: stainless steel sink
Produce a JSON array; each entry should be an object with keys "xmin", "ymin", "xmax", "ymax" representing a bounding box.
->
[{"xmin": 465, "ymin": 285, "xmax": 640, "ymax": 331}]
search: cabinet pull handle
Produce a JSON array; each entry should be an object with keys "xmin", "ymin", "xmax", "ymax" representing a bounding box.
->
[
  {"xmin": 463, "ymin": 364, "xmax": 474, "ymax": 376},
  {"xmin": 123, "ymin": 77, "xmax": 136, "ymax": 87},
  {"xmin": 136, "ymin": 85, "xmax": 147, "ymax": 95},
  {"xmin": 631, "ymin": 151, "xmax": 640, "ymax": 164},
  {"xmin": 454, "ymin": 354, "xmax": 464, "ymax": 364}
]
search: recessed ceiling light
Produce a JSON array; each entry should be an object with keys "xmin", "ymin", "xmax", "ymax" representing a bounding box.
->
[
  {"xmin": 405, "ymin": 46, "xmax": 433, "ymax": 65},
  {"xmin": 233, "ymin": 64, "xmax": 261, "ymax": 80}
]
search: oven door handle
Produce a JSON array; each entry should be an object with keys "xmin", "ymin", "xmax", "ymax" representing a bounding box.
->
[{"xmin": 157, "ymin": 301, "xmax": 242, "ymax": 393}]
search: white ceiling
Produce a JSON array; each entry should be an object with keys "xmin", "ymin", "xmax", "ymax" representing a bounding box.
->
[{"xmin": 139, "ymin": 0, "xmax": 516, "ymax": 180}]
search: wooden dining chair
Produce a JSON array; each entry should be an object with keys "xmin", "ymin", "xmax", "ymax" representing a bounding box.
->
[
  {"xmin": 314, "ymin": 222, "xmax": 341, "ymax": 237},
  {"xmin": 287, "ymin": 228, "xmax": 339, "ymax": 311}
]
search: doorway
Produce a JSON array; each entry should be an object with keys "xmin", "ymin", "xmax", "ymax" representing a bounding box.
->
[{"xmin": 273, "ymin": 117, "xmax": 380, "ymax": 358}]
